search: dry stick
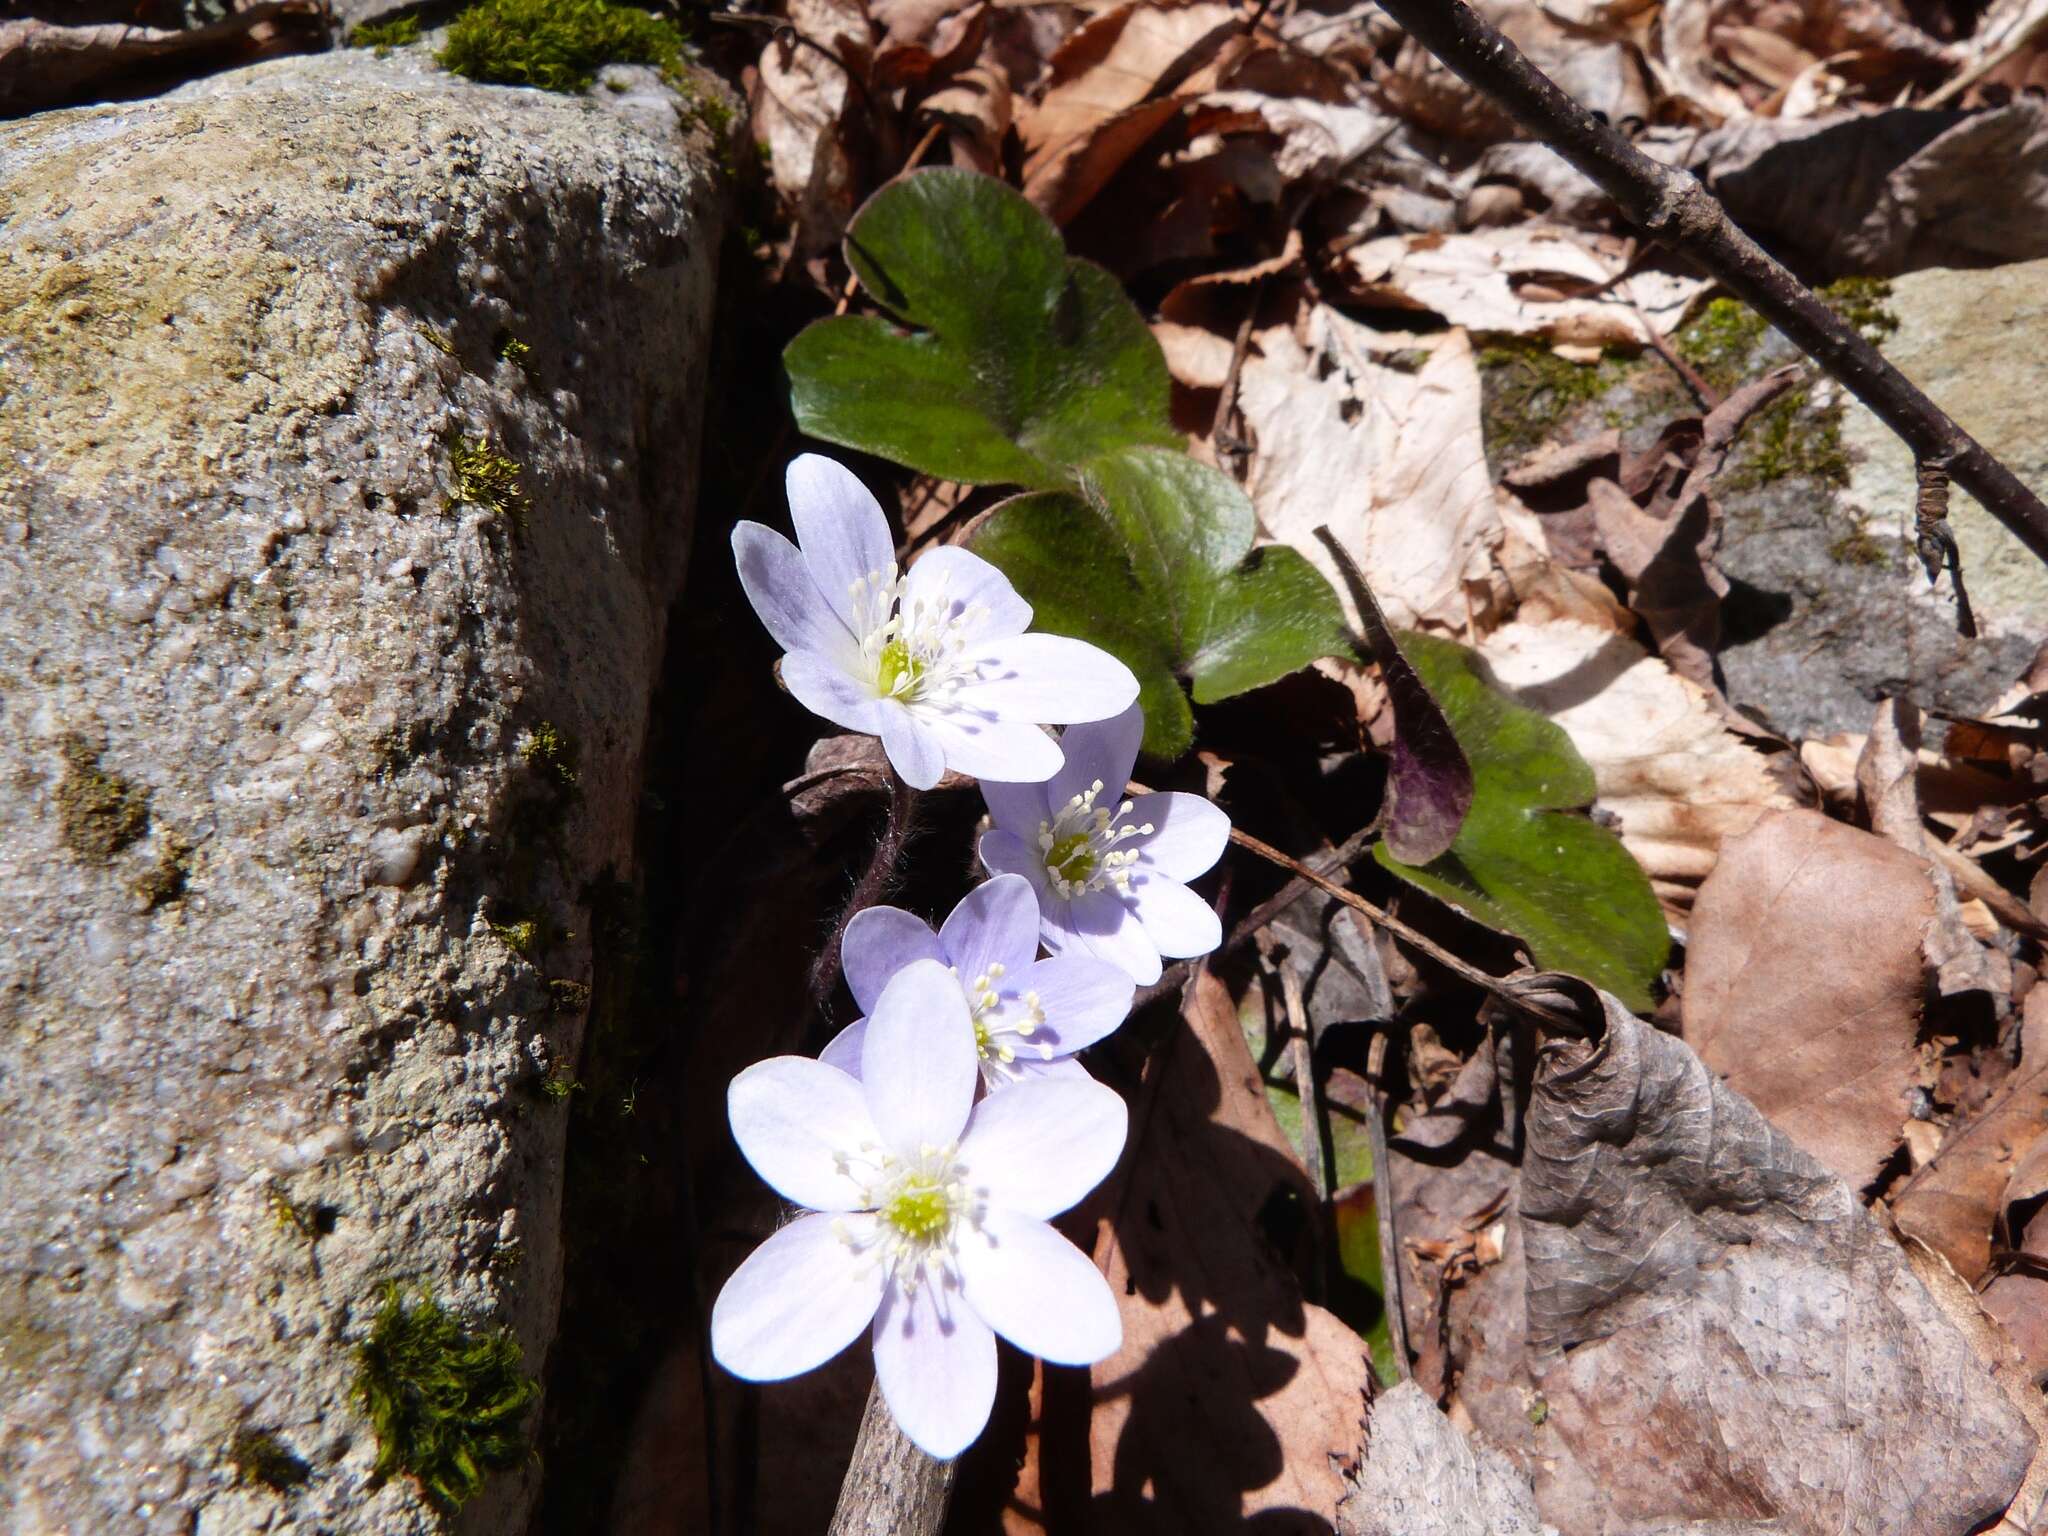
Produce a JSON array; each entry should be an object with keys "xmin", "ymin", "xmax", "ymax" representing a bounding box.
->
[
  {"xmin": 827, "ymin": 1386, "xmax": 956, "ymax": 1536},
  {"xmin": 1370, "ymin": 0, "xmax": 2048, "ymax": 576},
  {"xmin": 1923, "ymin": 7, "xmax": 2048, "ymax": 109},
  {"xmin": 1225, "ymin": 825, "xmax": 1580, "ymax": 1033}
]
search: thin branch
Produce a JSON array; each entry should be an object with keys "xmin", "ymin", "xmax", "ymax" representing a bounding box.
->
[
  {"xmin": 826, "ymin": 1384, "xmax": 955, "ymax": 1536},
  {"xmin": 1222, "ymin": 825, "xmax": 1581, "ymax": 1032},
  {"xmin": 1371, "ymin": 0, "xmax": 2048, "ymax": 573},
  {"xmin": 1924, "ymin": 8, "xmax": 2048, "ymax": 108}
]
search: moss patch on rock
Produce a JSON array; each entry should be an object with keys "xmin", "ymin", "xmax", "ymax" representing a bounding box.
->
[
  {"xmin": 447, "ymin": 435, "xmax": 530, "ymax": 527},
  {"xmin": 56, "ymin": 735, "xmax": 149, "ymax": 864},
  {"xmin": 354, "ymin": 1283, "xmax": 537, "ymax": 1513},
  {"xmin": 227, "ymin": 1428, "xmax": 312, "ymax": 1492},
  {"xmin": 348, "ymin": 14, "xmax": 421, "ymax": 54},
  {"xmin": 437, "ymin": 0, "xmax": 686, "ymax": 93}
]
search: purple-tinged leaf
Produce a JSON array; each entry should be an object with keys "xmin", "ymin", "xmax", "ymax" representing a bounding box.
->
[{"xmin": 1312, "ymin": 526, "xmax": 1472, "ymax": 865}]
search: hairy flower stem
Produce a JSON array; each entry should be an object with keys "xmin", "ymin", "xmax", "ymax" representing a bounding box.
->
[
  {"xmin": 806, "ymin": 769, "xmax": 921, "ymax": 1025},
  {"xmin": 827, "ymin": 1382, "xmax": 956, "ymax": 1536}
]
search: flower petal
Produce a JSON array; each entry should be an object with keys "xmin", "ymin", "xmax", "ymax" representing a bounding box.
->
[
  {"xmin": 1129, "ymin": 791, "xmax": 1230, "ymax": 882},
  {"xmin": 872, "ymin": 1277, "xmax": 997, "ymax": 1460},
  {"xmin": 1048, "ymin": 701, "xmax": 1146, "ymax": 812},
  {"xmin": 918, "ymin": 712, "xmax": 1062, "ymax": 784},
  {"xmin": 711, "ymin": 1212, "xmax": 886, "ymax": 1381},
  {"xmin": 980, "ymin": 779, "xmax": 1051, "ymax": 841},
  {"xmin": 862, "ymin": 959, "xmax": 978, "ymax": 1154},
  {"xmin": 844, "ymin": 906, "xmax": 944, "ymax": 1015},
  {"xmin": 732, "ymin": 522, "xmax": 857, "ymax": 661},
  {"xmin": 959, "ymin": 636, "xmax": 1139, "ymax": 726},
  {"xmin": 1023, "ymin": 954, "xmax": 1134, "ymax": 1057},
  {"xmin": 979, "ymin": 827, "xmax": 1050, "ymax": 901},
  {"xmin": 902, "ymin": 544, "xmax": 1032, "ymax": 641},
  {"xmin": 818, "ymin": 1016, "xmax": 868, "ymax": 1078},
  {"xmin": 787, "ymin": 455, "xmax": 897, "ymax": 635},
  {"xmin": 1130, "ymin": 875, "xmax": 1222, "ymax": 960},
  {"xmin": 728, "ymin": 1057, "xmax": 879, "ymax": 1212},
  {"xmin": 1012, "ymin": 1054, "xmax": 1094, "ymax": 1085},
  {"xmin": 957, "ymin": 1210, "xmax": 1121, "ymax": 1366},
  {"xmin": 783, "ymin": 650, "xmax": 890, "ymax": 737},
  {"xmin": 1062, "ymin": 888, "xmax": 1162, "ymax": 986},
  {"xmin": 959, "ymin": 1075, "xmax": 1127, "ymax": 1219},
  {"xmin": 880, "ymin": 704, "xmax": 946, "ymax": 790},
  {"xmin": 940, "ymin": 874, "xmax": 1042, "ymax": 986}
]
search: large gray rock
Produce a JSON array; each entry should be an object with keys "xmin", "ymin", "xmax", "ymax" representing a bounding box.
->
[
  {"xmin": 0, "ymin": 47, "xmax": 721, "ymax": 1534},
  {"xmin": 1839, "ymin": 258, "xmax": 2048, "ymax": 639}
]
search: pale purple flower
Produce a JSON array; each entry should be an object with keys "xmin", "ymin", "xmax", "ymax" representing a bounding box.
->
[
  {"xmin": 731, "ymin": 455, "xmax": 1140, "ymax": 790},
  {"xmin": 979, "ymin": 703, "xmax": 1229, "ymax": 987},
  {"xmin": 820, "ymin": 874, "xmax": 1134, "ymax": 1091},
  {"xmin": 710, "ymin": 959, "xmax": 1127, "ymax": 1459}
]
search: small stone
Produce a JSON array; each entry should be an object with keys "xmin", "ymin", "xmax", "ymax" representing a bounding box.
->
[{"xmin": 365, "ymin": 825, "xmax": 426, "ymax": 887}]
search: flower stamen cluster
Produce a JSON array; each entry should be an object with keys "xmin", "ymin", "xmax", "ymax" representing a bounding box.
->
[
  {"xmin": 831, "ymin": 1139, "xmax": 984, "ymax": 1294},
  {"xmin": 850, "ymin": 564, "xmax": 989, "ymax": 709},
  {"xmin": 1038, "ymin": 780, "xmax": 1154, "ymax": 899},
  {"xmin": 955, "ymin": 960, "xmax": 1050, "ymax": 1078}
]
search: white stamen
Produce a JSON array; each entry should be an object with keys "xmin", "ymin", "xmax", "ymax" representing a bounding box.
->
[
  {"xmin": 832, "ymin": 1139, "xmax": 987, "ymax": 1294},
  {"xmin": 1037, "ymin": 779, "xmax": 1154, "ymax": 899},
  {"xmin": 849, "ymin": 563, "xmax": 991, "ymax": 710}
]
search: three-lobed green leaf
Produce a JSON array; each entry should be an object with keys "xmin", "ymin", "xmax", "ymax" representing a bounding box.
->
[
  {"xmin": 968, "ymin": 448, "xmax": 1348, "ymax": 757},
  {"xmin": 785, "ymin": 169, "xmax": 1179, "ymax": 489},
  {"xmin": 1374, "ymin": 633, "xmax": 1669, "ymax": 1011}
]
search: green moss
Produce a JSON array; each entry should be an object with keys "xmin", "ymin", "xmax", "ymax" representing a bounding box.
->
[
  {"xmin": 228, "ymin": 1428, "xmax": 311, "ymax": 1491},
  {"xmin": 1725, "ymin": 386, "xmax": 1850, "ymax": 491},
  {"xmin": 447, "ymin": 436, "xmax": 529, "ymax": 527},
  {"xmin": 1477, "ymin": 343, "xmax": 1635, "ymax": 466},
  {"xmin": 437, "ymin": 0, "xmax": 685, "ymax": 93},
  {"xmin": 540, "ymin": 1068, "xmax": 583, "ymax": 1101},
  {"xmin": 519, "ymin": 722, "xmax": 579, "ymax": 794},
  {"xmin": 1676, "ymin": 296, "xmax": 1768, "ymax": 395},
  {"xmin": 349, "ymin": 14, "xmax": 421, "ymax": 54},
  {"xmin": 674, "ymin": 74, "xmax": 735, "ymax": 141},
  {"xmin": 1821, "ymin": 275, "xmax": 1898, "ymax": 341},
  {"xmin": 1829, "ymin": 520, "xmax": 1891, "ymax": 568},
  {"xmin": 267, "ymin": 1180, "xmax": 335, "ymax": 1242},
  {"xmin": 548, "ymin": 978, "xmax": 592, "ymax": 1014},
  {"xmin": 495, "ymin": 333, "xmax": 533, "ymax": 370},
  {"xmin": 56, "ymin": 735, "xmax": 149, "ymax": 865},
  {"xmin": 353, "ymin": 1283, "xmax": 538, "ymax": 1513},
  {"xmin": 134, "ymin": 833, "xmax": 191, "ymax": 910},
  {"xmin": 421, "ymin": 325, "xmax": 457, "ymax": 357},
  {"xmin": 491, "ymin": 918, "xmax": 542, "ymax": 958}
]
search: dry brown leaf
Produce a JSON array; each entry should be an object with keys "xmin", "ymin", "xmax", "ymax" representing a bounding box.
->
[
  {"xmin": 1005, "ymin": 970, "xmax": 1373, "ymax": 1532},
  {"xmin": 1474, "ymin": 616, "xmax": 1799, "ymax": 914},
  {"xmin": 1017, "ymin": 1, "xmax": 1243, "ymax": 223},
  {"xmin": 1684, "ymin": 808, "xmax": 1934, "ymax": 1188},
  {"xmin": 920, "ymin": 60, "xmax": 1014, "ymax": 173},
  {"xmin": 1338, "ymin": 1382, "xmax": 1547, "ymax": 1536},
  {"xmin": 1333, "ymin": 226, "xmax": 1702, "ymax": 345},
  {"xmin": 1380, "ymin": 1, "xmax": 1654, "ymax": 139},
  {"xmin": 1193, "ymin": 89, "xmax": 1396, "ymax": 182},
  {"xmin": 1241, "ymin": 310, "xmax": 1511, "ymax": 634},
  {"xmin": 1523, "ymin": 978, "xmax": 2037, "ymax": 1534},
  {"xmin": 754, "ymin": 0, "xmax": 872, "ymax": 257},
  {"xmin": 1891, "ymin": 987, "xmax": 2048, "ymax": 1282},
  {"xmin": 0, "ymin": 2, "xmax": 325, "ymax": 114}
]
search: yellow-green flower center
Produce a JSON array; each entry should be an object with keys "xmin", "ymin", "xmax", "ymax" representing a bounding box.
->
[
  {"xmin": 1045, "ymin": 832, "xmax": 1096, "ymax": 884},
  {"xmin": 882, "ymin": 1176, "xmax": 953, "ymax": 1241},
  {"xmin": 875, "ymin": 638, "xmax": 923, "ymax": 698}
]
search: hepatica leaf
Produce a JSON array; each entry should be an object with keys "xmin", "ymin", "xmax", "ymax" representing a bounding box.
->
[
  {"xmin": 968, "ymin": 448, "xmax": 1347, "ymax": 758},
  {"xmin": 1375, "ymin": 633, "xmax": 1668, "ymax": 1011},
  {"xmin": 784, "ymin": 168, "xmax": 1179, "ymax": 487}
]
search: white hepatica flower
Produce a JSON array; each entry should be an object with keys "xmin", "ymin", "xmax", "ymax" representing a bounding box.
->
[
  {"xmin": 731, "ymin": 455, "xmax": 1139, "ymax": 790},
  {"xmin": 821, "ymin": 874, "xmax": 1135, "ymax": 1091},
  {"xmin": 979, "ymin": 702, "xmax": 1230, "ymax": 986},
  {"xmin": 711, "ymin": 959, "xmax": 1127, "ymax": 1459}
]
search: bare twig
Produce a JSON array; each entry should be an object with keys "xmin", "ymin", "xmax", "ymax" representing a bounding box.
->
[
  {"xmin": 1924, "ymin": 7, "xmax": 2048, "ymax": 108},
  {"xmin": 1916, "ymin": 454, "xmax": 1979, "ymax": 638},
  {"xmin": 1222, "ymin": 824, "xmax": 1581, "ymax": 1032},
  {"xmin": 1371, "ymin": 0, "xmax": 2048, "ymax": 573},
  {"xmin": 1276, "ymin": 960, "xmax": 1332, "ymax": 1199},
  {"xmin": 1363, "ymin": 1030, "xmax": 1411, "ymax": 1381},
  {"xmin": 826, "ymin": 1384, "xmax": 955, "ymax": 1536}
]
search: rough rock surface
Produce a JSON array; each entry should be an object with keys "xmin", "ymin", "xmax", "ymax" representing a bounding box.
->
[
  {"xmin": 0, "ymin": 47, "xmax": 719, "ymax": 1535},
  {"xmin": 1839, "ymin": 258, "xmax": 2048, "ymax": 638}
]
